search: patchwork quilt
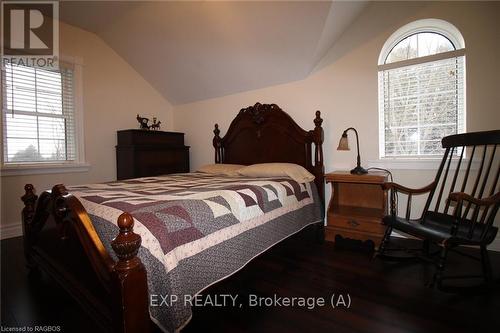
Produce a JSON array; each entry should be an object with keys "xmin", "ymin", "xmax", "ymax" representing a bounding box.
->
[{"xmin": 69, "ymin": 172, "xmax": 322, "ymax": 332}]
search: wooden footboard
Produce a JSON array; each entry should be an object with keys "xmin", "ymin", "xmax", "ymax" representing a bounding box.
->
[{"xmin": 21, "ymin": 184, "xmax": 151, "ymax": 333}]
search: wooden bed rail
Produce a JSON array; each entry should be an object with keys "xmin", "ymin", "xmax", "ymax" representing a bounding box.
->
[{"xmin": 21, "ymin": 184, "xmax": 150, "ymax": 333}]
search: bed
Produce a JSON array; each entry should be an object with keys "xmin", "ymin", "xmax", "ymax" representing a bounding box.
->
[{"xmin": 21, "ymin": 103, "xmax": 325, "ymax": 333}]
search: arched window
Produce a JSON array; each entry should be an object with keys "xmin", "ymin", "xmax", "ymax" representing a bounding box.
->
[{"xmin": 378, "ymin": 19, "xmax": 466, "ymax": 158}]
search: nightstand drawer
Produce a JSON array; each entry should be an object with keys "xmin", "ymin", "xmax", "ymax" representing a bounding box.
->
[{"xmin": 328, "ymin": 215, "xmax": 385, "ymax": 234}]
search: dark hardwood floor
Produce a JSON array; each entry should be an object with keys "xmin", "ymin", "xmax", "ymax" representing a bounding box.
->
[{"xmin": 2, "ymin": 230, "xmax": 499, "ymax": 333}]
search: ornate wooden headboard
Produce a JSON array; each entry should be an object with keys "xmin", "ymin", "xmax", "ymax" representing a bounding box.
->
[{"xmin": 213, "ymin": 103, "xmax": 325, "ymax": 206}]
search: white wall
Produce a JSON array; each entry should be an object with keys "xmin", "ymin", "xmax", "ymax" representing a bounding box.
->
[
  {"xmin": 0, "ymin": 22, "xmax": 174, "ymax": 235},
  {"xmin": 173, "ymin": 1, "xmax": 500, "ymax": 248}
]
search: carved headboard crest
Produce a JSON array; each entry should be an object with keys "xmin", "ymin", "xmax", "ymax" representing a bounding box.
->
[{"xmin": 238, "ymin": 102, "xmax": 279, "ymax": 125}]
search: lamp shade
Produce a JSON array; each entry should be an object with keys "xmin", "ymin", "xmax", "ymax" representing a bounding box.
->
[{"xmin": 337, "ymin": 133, "xmax": 350, "ymax": 151}]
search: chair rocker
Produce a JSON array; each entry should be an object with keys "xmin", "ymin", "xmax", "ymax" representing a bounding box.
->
[{"xmin": 376, "ymin": 130, "xmax": 500, "ymax": 292}]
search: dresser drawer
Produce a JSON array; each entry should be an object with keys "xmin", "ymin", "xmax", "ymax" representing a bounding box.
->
[
  {"xmin": 116, "ymin": 130, "xmax": 190, "ymax": 180},
  {"xmin": 135, "ymin": 148, "xmax": 189, "ymax": 177},
  {"xmin": 328, "ymin": 215, "xmax": 385, "ymax": 235},
  {"xmin": 117, "ymin": 129, "xmax": 185, "ymax": 146}
]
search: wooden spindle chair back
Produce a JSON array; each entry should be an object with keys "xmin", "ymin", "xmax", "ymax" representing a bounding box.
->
[
  {"xmin": 379, "ymin": 130, "xmax": 499, "ymax": 290},
  {"xmin": 417, "ymin": 130, "xmax": 500, "ymax": 244}
]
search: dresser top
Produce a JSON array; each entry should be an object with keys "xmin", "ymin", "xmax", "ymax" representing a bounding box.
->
[
  {"xmin": 117, "ymin": 129, "xmax": 187, "ymax": 146},
  {"xmin": 117, "ymin": 129, "xmax": 185, "ymax": 135}
]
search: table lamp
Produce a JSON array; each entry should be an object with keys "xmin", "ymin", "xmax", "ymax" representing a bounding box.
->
[{"xmin": 337, "ymin": 127, "xmax": 368, "ymax": 175}]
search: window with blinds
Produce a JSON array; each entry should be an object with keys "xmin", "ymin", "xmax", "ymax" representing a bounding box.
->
[
  {"xmin": 378, "ymin": 31, "xmax": 466, "ymax": 158},
  {"xmin": 2, "ymin": 63, "xmax": 76, "ymax": 164}
]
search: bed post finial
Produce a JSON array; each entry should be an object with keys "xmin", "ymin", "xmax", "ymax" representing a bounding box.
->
[
  {"xmin": 21, "ymin": 184, "xmax": 38, "ymax": 262},
  {"xmin": 22, "ymin": 184, "xmax": 38, "ymax": 224},
  {"xmin": 213, "ymin": 123, "xmax": 223, "ymax": 163},
  {"xmin": 312, "ymin": 111, "xmax": 325, "ymax": 217},
  {"xmin": 314, "ymin": 110, "xmax": 323, "ymax": 128},
  {"xmin": 111, "ymin": 212, "xmax": 150, "ymax": 333},
  {"xmin": 112, "ymin": 213, "xmax": 141, "ymax": 262},
  {"xmin": 313, "ymin": 111, "xmax": 324, "ymax": 167}
]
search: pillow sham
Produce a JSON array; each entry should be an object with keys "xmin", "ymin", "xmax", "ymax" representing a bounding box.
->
[
  {"xmin": 238, "ymin": 163, "xmax": 315, "ymax": 183},
  {"xmin": 197, "ymin": 163, "xmax": 245, "ymax": 176}
]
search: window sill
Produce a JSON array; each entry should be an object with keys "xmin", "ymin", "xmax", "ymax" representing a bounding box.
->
[
  {"xmin": 368, "ymin": 158, "xmax": 477, "ymax": 171},
  {"xmin": 1, "ymin": 162, "xmax": 91, "ymax": 177}
]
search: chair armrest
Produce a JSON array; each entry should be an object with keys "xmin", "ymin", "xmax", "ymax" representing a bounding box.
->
[
  {"xmin": 447, "ymin": 191, "xmax": 500, "ymax": 237},
  {"xmin": 448, "ymin": 191, "xmax": 500, "ymax": 207},
  {"xmin": 383, "ymin": 181, "xmax": 436, "ymax": 219},
  {"xmin": 382, "ymin": 181, "xmax": 436, "ymax": 194}
]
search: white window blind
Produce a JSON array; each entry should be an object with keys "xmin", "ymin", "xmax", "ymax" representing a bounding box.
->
[
  {"xmin": 2, "ymin": 63, "xmax": 76, "ymax": 164},
  {"xmin": 379, "ymin": 32, "xmax": 465, "ymax": 158}
]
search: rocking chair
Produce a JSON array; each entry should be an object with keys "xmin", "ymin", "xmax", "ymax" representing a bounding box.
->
[{"xmin": 377, "ymin": 130, "xmax": 500, "ymax": 291}]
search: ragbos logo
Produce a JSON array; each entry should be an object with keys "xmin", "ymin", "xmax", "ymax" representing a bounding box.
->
[{"xmin": 1, "ymin": 1, "xmax": 59, "ymax": 68}]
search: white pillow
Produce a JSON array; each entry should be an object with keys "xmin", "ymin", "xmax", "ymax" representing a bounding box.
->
[
  {"xmin": 197, "ymin": 163, "xmax": 245, "ymax": 176},
  {"xmin": 238, "ymin": 163, "xmax": 315, "ymax": 183}
]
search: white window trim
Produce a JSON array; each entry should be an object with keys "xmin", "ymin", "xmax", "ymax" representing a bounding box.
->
[
  {"xmin": 378, "ymin": 18, "xmax": 465, "ymax": 65},
  {"xmin": 1, "ymin": 162, "xmax": 91, "ymax": 176},
  {"xmin": 1, "ymin": 55, "xmax": 88, "ymax": 176},
  {"xmin": 378, "ymin": 48, "xmax": 465, "ymax": 71},
  {"xmin": 377, "ymin": 18, "xmax": 466, "ymax": 160},
  {"xmin": 368, "ymin": 158, "xmax": 479, "ymax": 171}
]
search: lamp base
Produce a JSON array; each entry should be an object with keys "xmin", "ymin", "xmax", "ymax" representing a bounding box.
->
[{"xmin": 350, "ymin": 166, "xmax": 368, "ymax": 175}]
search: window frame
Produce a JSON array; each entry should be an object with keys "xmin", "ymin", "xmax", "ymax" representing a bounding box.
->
[
  {"xmin": 377, "ymin": 19, "xmax": 466, "ymax": 161},
  {"xmin": 1, "ymin": 55, "xmax": 88, "ymax": 176},
  {"xmin": 378, "ymin": 19, "xmax": 465, "ymax": 65}
]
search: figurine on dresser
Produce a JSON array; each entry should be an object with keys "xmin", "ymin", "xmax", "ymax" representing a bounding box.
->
[
  {"xmin": 150, "ymin": 117, "xmax": 161, "ymax": 131},
  {"xmin": 136, "ymin": 115, "xmax": 162, "ymax": 131},
  {"xmin": 136, "ymin": 114, "xmax": 150, "ymax": 130}
]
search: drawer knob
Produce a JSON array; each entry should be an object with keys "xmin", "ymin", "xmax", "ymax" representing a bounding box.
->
[{"xmin": 347, "ymin": 219, "xmax": 360, "ymax": 227}]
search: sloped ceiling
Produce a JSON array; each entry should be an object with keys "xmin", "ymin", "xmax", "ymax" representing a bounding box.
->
[{"xmin": 60, "ymin": 1, "xmax": 367, "ymax": 105}]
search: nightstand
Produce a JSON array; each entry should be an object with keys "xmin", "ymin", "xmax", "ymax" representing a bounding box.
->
[{"xmin": 325, "ymin": 171, "xmax": 388, "ymax": 249}]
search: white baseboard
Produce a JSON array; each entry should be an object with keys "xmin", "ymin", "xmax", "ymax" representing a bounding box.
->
[
  {"xmin": 489, "ymin": 237, "xmax": 500, "ymax": 252},
  {"xmin": 0, "ymin": 222, "xmax": 23, "ymax": 240}
]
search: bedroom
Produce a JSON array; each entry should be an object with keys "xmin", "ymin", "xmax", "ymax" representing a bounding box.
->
[{"xmin": 1, "ymin": 0, "xmax": 499, "ymax": 332}]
